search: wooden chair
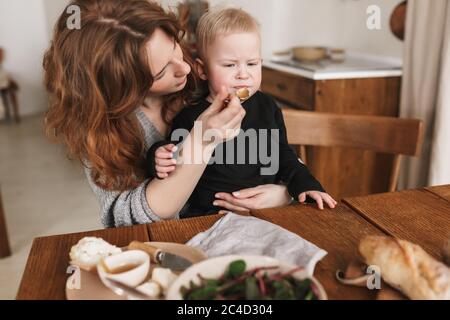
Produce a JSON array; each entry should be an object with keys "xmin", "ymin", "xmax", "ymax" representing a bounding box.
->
[
  {"xmin": 0, "ymin": 47, "xmax": 20, "ymax": 123},
  {"xmin": 0, "ymin": 188, "xmax": 11, "ymax": 258},
  {"xmin": 0, "ymin": 80, "xmax": 20, "ymax": 123},
  {"xmin": 282, "ymin": 109, "xmax": 424, "ymax": 192}
]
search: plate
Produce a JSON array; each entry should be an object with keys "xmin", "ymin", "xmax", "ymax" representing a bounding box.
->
[
  {"xmin": 166, "ymin": 255, "xmax": 328, "ymax": 300},
  {"xmin": 65, "ymin": 242, "xmax": 207, "ymax": 300}
]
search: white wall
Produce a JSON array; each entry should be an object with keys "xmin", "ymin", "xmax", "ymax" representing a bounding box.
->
[
  {"xmin": 0, "ymin": 0, "xmax": 50, "ymax": 117},
  {"xmin": 340, "ymin": 0, "xmax": 403, "ymax": 58},
  {"xmin": 160, "ymin": 0, "xmax": 404, "ymax": 59},
  {"xmin": 0, "ymin": 0, "xmax": 70, "ymax": 118},
  {"xmin": 43, "ymin": 0, "xmax": 71, "ymax": 37}
]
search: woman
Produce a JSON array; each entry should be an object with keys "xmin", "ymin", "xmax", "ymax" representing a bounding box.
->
[{"xmin": 44, "ymin": 0, "xmax": 291, "ymax": 228}]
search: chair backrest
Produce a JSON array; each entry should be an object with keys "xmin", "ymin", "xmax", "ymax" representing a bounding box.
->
[{"xmin": 282, "ymin": 109, "xmax": 424, "ymax": 191}]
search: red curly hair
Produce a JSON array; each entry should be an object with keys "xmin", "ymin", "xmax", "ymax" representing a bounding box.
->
[{"xmin": 44, "ymin": 0, "xmax": 197, "ymax": 191}]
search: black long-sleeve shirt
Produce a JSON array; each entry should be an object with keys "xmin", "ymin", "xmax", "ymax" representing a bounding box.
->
[{"xmin": 148, "ymin": 91, "xmax": 324, "ymax": 217}]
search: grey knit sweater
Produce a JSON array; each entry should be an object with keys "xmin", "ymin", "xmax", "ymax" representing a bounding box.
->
[{"xmin": 85, "ymin": 108, "xmax": 180, "ymax": 228}]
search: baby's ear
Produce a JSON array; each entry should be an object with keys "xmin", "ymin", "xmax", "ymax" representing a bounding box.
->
[{"xmin": 195, "ymin": 58, "xmax": 208, "ymax": 81}]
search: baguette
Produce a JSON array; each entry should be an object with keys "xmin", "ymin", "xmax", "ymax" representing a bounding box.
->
[{"xmin": 359, "ymin": 236, "xmax": 450, "ymax": 300}]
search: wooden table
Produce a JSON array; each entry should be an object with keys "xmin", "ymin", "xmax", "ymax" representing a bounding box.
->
[{"xmin": 16, "ymin": 185, "xmax": 450, "ymax": 300}]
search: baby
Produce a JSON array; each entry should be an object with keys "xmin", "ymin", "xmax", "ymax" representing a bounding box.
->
[{"xmin": 148, "ymin": 7, "xmax": 336, "ymax": 217}]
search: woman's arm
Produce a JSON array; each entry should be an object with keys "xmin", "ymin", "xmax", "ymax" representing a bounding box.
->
[
  {"xmin": 146, "ymin": 89, "xmax": 246, "ymax": 219},
  {"xmin": 145, "ymin": 132, "xmax": 216, "ymax": 218},
  {"xmin": 84, "ymin": 166, "xmax": 165, "ymax": 228},
  {"xmin": 213, "ymin": 184, "xmax": 293, "ymax": 213},
  {"xmin": 86, "ymin": 88, "xmax": 244, "ymax": 227}
]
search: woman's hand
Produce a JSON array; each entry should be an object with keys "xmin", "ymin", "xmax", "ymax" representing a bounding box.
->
[
  {"xmin": 214, "ymin": 184, "xmax": 292, "ymax": 214},
  {"xmin": 196, "ymin": 86, "xmax": 246, "ymax": 145},
  {"xmin": 298, "ymin": 191, "xmax": 337, "ymax": 210}
]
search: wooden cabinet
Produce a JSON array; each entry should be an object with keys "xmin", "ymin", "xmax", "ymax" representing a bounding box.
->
[
  {"xmin": 261, "ymin": 66, "xmax": 402, "ymax": 199},
  {"xmin": 261, "ymin": 68, "xmax": 315, "ymax": 109}
]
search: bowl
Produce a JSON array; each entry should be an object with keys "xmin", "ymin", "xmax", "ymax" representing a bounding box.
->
[
  {"xmin": 271, "ymin": 50, "xmax": 294, "ymax": 62},
  {"xmin": 97, "ymin": 250, "xmax": 150, "ymax": 288},
  {"xmin": 166, "ymin": 255, "xmax": 327, "ymax": 300},
  {"xmin": 292, "ymin": 46, "xmax": 328, "ymax": 62}
]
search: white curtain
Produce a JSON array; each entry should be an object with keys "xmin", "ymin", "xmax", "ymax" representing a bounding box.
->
[
  {"xmin": 429, "ymin": 3, "xmax": 450, "ymax": 185},
  {"xmin": 399, "ymin": 0, "xmax": 450, "ymax": 189}
]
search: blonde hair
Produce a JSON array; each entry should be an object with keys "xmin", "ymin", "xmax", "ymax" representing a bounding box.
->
[{"xmin": 196, "ymin": 7, "xmax": 260, "ymax": 60}]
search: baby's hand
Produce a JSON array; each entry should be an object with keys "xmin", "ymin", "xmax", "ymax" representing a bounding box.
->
[
  {"xmin": 155, "ymin": 144, "xmax": 178, "ymax": 179},
  {"xmin": 298, "ymin": 191, "xmax": 337, "ymax": 210}
]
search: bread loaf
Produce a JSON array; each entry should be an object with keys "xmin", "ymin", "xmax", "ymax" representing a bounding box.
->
[{"xmin": 359, "ymin": 236, "xmax": 450, "ymax": 300}]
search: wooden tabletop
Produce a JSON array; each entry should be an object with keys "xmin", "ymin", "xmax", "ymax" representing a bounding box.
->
[
  {"xmin": 425, "ymin": 185, "xmax": 450, "ymax": 202},
  {"xmin": 16, "ymin": 185, "xmax": 450, "ymax": 300},
  {"xmin": 343, "ymin": 187, "xmax": 450, "ymax": 259}
]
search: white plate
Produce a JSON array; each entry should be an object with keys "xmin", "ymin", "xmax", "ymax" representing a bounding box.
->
[
  {"xmin": 166, "ymin": 255, "xmax": 328, "ymax": 300},
  {"xmin": 66, "ymin": 242, "xmax": 207, "ymax": 300}
]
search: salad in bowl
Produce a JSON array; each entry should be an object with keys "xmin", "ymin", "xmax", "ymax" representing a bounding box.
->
[{"xmin": 166, "ymin": 255, "xmax": 327, "ymax": 300}]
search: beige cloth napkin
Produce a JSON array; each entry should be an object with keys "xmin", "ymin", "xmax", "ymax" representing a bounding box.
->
[{"xmin": 186, "ymin": 212, "xmax": 327, "ymax": 276}]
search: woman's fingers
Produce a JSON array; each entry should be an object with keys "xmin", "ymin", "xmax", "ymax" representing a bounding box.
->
[
  {"xmin": 230, "ymin": 186, "xmax": 263, "ymax": 199},
  {"xmin": 221, "ymin": 112, "xmax": 246, "ymax": 141},
  {"xmin": 215, "ymin": 193, "xmax": 255, "ymax": 210},
  {"xmin": 205, "ymin": 86, "xmax": 229, "ymax": 115},
  {"xmin": 155, "ymin": 165, "xmax": 175, "ymax": 173},
  {"xmin": 224, "ymin": 108, "xmax": 246, "ymax": 131},
  {"xmin": 213, "ymin": 199, "xmax": 250, "ymax": 213},
  {"xmin": 214, "ymin": 95, "xmax": 244, "ymax": 127},
  {"xmin": 199, "ymin": 86, "xmax": 245, "ymax": 143}
]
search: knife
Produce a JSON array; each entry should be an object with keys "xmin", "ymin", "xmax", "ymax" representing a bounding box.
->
[{"xmin": 128, "ymin": 241, "xmax": 193, "ymax": 271}]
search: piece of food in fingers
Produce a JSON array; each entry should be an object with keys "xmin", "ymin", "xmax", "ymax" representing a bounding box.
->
[
  {"xmin": 236, "ymin": 88, "xmax": 250, "ymax": 102},
  {"xmin": 223, "ymin": 88, "xmax": 250, "ymax": 107}
]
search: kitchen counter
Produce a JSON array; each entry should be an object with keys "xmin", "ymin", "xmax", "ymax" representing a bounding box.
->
[
  {"xmin": 261, "ymin": 55, "xmax": 402, "ymax": 199},
  {"xmin": 263, "ymin": 53, "xmax": 402, "ymax": 80}
]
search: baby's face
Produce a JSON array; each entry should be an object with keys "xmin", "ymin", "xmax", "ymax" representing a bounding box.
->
[{"xmin": 202, "ymin": 32, "xmax": 262, "ymax": 101}]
